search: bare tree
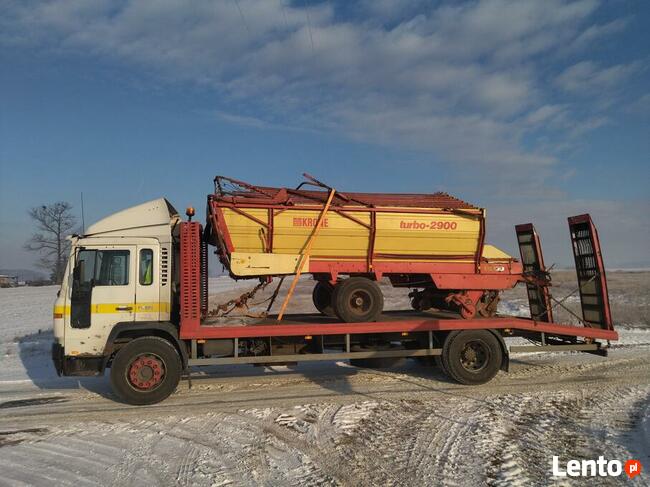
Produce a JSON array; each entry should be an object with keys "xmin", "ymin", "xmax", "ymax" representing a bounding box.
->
[{"xmin": 25, "ymin": 202, "xmax": 77, "ymax": 283}]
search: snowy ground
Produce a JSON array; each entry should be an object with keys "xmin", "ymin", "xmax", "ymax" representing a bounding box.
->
[{"xmin": 0, "ymin": 273, "xmax": 649, "ymax": 486}]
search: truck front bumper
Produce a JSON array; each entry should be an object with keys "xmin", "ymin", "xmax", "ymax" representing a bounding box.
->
[{"xmin": 51, "ymin": 342, "xmax": 104, "ymax": 376}]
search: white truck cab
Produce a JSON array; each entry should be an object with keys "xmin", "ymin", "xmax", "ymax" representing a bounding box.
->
[{"xmin": 52, "ymin": 198, "xmax": 181, "ymax": 376}]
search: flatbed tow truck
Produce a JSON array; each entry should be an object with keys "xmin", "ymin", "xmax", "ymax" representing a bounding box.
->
[{"xmin": 52, "ymin": 177, "xmax": 616, "ymax": 405}]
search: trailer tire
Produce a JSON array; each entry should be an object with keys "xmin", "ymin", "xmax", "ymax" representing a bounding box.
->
[
  {"xmin": 441, "ymin": 330, "xmax": 502, "ymax": 385},
  {"xmin": 312, "ymin": 281, "xmax": 336, "ymax": 317},
  {"xmin": 332, "ymin": 277, "xmax": 384, "ymax": 323},
  {"xmin": 110, "ymin": 336, "xmax": 181, "ymax": 405}
]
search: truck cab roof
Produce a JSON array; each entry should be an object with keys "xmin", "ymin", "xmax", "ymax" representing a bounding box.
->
[{"xmin": 83, "ymin": 198, "xmax": 179, "ymax": 240}]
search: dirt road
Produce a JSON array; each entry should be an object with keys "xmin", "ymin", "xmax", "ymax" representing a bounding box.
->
[
  {"xmin": 1, "ymin": 275, "xmax": 649, "ymax": 486},
  {"xmin": 1, "ymin": 343, "xmax": 649, "ymax": 486}
]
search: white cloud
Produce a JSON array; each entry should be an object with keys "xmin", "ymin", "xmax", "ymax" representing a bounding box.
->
[
  {"xmin": 488, "ymin": 198, "xmax": 650, "ymax": 267},
  {"xmin": 0, "ymin": 0, "xmax": 642, "ymax": 196},
  {"xmin": 525, "ymin": 105, "xmax": 567, "ymax": 125},
  {"xmin": 569, "ymin": 17, "xmax": 629, "ymax": 50},
  {"xmin": 555, "ymin": 60, "xmax": 642, "ymax": 93},
  {"xmin": 625, "ymin": 93, "xmax": 650, "ymax": 115}
]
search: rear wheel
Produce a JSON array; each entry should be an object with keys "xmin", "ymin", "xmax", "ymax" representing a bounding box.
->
[
  {"xmin": 441, "ymin": 330, "xmax": 502, "ymax": 385},
  {"xmin": 332, "ymin": 277, "xmax": 384, "ymax": 323},
  {"xmin": 312, "ymin": 281, "xmax": 335, "ymax": 316},
  {"xmin": 110, "ymin": 336, "xmax": 181, "ymax": 405}
]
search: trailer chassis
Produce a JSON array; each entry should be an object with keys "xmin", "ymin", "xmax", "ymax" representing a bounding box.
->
[
  {"xmin": 180, "ymin": 311, "xmax": 618, "ymax": 366},
  {"xmin": 182, "ymin": 313, "xmax": 614, "ymax": 368}
]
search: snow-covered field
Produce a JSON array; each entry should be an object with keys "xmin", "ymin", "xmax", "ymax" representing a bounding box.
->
[{"xmin": 1, "ymin": 274, "xmax": 649, "ymax": 486}]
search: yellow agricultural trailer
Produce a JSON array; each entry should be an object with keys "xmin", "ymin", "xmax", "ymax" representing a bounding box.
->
[{"xmin": 206, "ymin": 174, "xmax": 523, "ymax": 322}]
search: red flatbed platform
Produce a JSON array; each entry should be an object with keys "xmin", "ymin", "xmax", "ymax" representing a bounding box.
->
[{"xmin": 180, "ymin": 310, "xmax": 618, "ymax": 341}]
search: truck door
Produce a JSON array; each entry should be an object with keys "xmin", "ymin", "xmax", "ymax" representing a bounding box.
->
[
  {"xmin": 70, "ymin": 249, "xmax": 95, "ymax": 329},
  {"xmin": 70, "ymin": 246, "xmax": 136, "ymax": 333}
]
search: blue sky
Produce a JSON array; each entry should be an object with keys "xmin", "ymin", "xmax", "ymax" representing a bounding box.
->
[{"xmin": 1, "ymin": 0, "xmax": 648, "ymax": 273}]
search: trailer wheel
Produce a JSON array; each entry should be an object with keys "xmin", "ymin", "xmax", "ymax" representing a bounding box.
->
[
  {"xmin": 332, "ymin": 277, "xmax": 384, "ymax": 323},
  {"xmin": 441, "ymin": 330, "xmax": 502, "ymax": 385},
  {"xmin": 312, "ymin": 281, "xmax": 335, "ymax": 316},
  {"xmin": 110, "ymin": 336, "xmax": 181, "ymax": 405}
]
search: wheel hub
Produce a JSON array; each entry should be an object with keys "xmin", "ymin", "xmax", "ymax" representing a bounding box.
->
[
  {"xmin": 349, "ymin": 291, "xmax": 372, "ymax": 314},
  {"xmin": 460, "ymin": 341, "xmax": 488, "ymax": 372},
  {"xmin": 128, "ymin": 354, "xmax": 165, "ymax": 390}
]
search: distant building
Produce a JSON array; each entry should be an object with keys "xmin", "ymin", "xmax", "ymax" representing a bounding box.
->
[{"xmin": 0, "ymin": 274, "xmax": 18, "ymax": 287}]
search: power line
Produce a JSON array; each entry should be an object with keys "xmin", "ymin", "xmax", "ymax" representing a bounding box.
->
[
  {"xmin": 281, "ymin": 0, "xmax": 289, "ymax": 29},
  {"xmin": 80, "ymin": 192, "xmax": 85, "ymax": 234},
  {"xmin": 233, "ymin": 0, "xmax": 250, "ymax": 34},
  {"xmin": 305, "ymin": 8, "xmax": 314, "ymax": 53}
]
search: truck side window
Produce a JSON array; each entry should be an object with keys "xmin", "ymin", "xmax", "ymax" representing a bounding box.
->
[
  {"xmin": 139, "ymin": 249, "xmax": 153, "ymax": 285},
  {"xmin": 94, "ymin": 250, "xmax": 130, "ymax": 286},
  {"xmin": 75, "ymin": 250, "xmax": 96, "ymax": 286}
]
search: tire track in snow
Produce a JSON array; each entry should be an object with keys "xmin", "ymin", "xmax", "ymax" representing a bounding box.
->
[{"xmin": 1, "ymin": 346, "xmax": 649, "ymax": 485}]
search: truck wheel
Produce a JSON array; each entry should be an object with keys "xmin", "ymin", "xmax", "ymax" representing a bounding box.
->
[
  {"xmin": 312, "ymin": 281, "xmax": 335, "ymax": 316},
  {"xmin": 110, "ymin": 336, "xmax": 181, "ymax": 405},
  {"xmin": 441, "ymin": 330, "xmax": 502, "ymax": 385},
  {"xmin": 332, "ymin": 277, "xmax": 384, "ymax": 323}
]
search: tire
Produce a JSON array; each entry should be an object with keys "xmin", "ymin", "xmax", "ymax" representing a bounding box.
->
[
  {"xmin": 332, "ymin": 277, "xmax": 384, "ymax": 323},
  {"xmin": 110, "ymin": 336, "xmax": 182, "ymax": 405},
  {"xmin": 441, "ymin": 330, "xmax": 502, "ymax": 385},
  {"xmin": 312, "ymin": 281, "xmax": 335, "ymax": 316}
]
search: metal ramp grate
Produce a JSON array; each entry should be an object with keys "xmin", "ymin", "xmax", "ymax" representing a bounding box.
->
[
  {"xmin": 568, "ymin": 214, "xmax": 613, "ymax": 330},
  {"xmin": 515, "ymin": 223, "xmax": 553, "ymax": 322}
]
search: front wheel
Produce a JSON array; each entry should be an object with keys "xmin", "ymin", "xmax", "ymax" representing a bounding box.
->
[
  {"xmin": 332, "ymin": 277, "xmax": 384, "ymax": 323},
  {"xmin": 441, "ymin": 330, "xmax": 502, "ymax": 385},
  {"xmin": 110, "ymin": 336, "xmax": 182, "ymax": 405}
]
